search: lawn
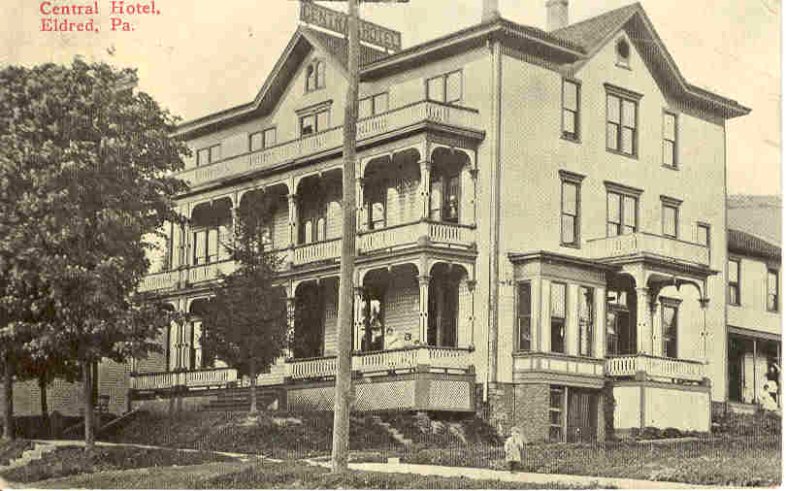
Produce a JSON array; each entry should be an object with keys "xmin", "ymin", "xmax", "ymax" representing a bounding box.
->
[
  {"xmin": 0, "ymin": 444, "xmax": 236, "ymax": 483},
  {"xmin": 32, "ymin": 460, "xmax": 594, "ymax": 489}
]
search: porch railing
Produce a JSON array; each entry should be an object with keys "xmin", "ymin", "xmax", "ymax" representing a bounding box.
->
[
  {"xmin": 586, "ymin": 232, "xmax": 710, "ymax": 266},
  {"xmin": 293, "ymin": 238, "xmax": 341, "ymax": 265},
  {"xmin": 605, "ymin": 354, "xmax": 706, "ymax": 383},
  {"xmin": 188, "ymin": 260, "xmax": 238, "ymax": 284},
  {"xmin": 138, "ymin": 270, "xmax": 180, "ymax": 293},
  {"xmin": 288, "ymin": 345, "xmax": 474, "ymax": 380},
  {"xmin": 178, "ymin": 100, "xmax": 482, "ymax": 188},
  {"xmin": 358, "ymin": 221, "xmax": 475, "ymax": 254},
  {"xmin": 130, "ymin": 367, "xmax": 239, "ymax": 391}
]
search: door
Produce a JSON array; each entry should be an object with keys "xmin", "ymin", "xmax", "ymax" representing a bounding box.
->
[
  {"xmin": 567, "ymin": 389, "xmax": 598, "ymax": 443},
  {"xmin": 607, "ymin": 307, "xmax": 634, "ymax": 355}
]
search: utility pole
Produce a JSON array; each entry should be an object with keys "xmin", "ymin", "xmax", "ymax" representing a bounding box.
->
[{"xmin": 332, "ymin": 0, "xmax": 360, "ymax": 473}]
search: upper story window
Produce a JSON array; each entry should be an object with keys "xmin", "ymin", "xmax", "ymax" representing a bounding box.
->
[
  {"xmin": 196, "ymin": 144, "xmax": 221, "ymax": 167},
  {"xmin": 429, "ymin": 166, "xmax": 461, "ymax": 223},
  {"xmin": 663, "ymin": 112, "xmax": 678, "ymax": 168},
  {"xmin": 359, "ymin": 92, "xmax": 389, "ymax": 119},
  {"xmin": 427, "ymin": 70, "xmax": 462, "ymax": 104},
  {"xmin": 767, "ymin": 269, "xmax": 779, "ymax": 312},
  {"xmin": 605, "ymin": 182, "xmax": 641, "ymax": 237},
  {"xmin": 697, "ymin": 222, "xmax": 710, "ymax": 247},
  {"xmin": 606, "ymin": 85, "xmax": 641, "ymax": 157},
  {"xmin": 300, "ymin": 108, "xmax": 330, "ymax": 137},
  {"xmin": 517, "ymin": 282, "xmax": 532, "ymax": 352},
  {"xmin": 559, "ymin": 171, "xmax": 584, "ymax": 247},
  {"xmin": 578, "ymin": 286, "xmax": 594, "ymax": 357},
  {"xmin": 661, "ymin": 299, "xmax": 679, "ymax": 358},
  {"xmin": 661, "ymin": 196, "xmax": 681, "ymax": 239},
  {"xmin": 616, "ymin": 38, "xmax": 631, "ymax": 68},
  {"xmin": 562, "ymin": 79, "xmax": 580, "ymax": 141},
  {"xmin": 365, "ymin": 182, "xmax": 387, "ymax": 230},
  {"xmin": 728, "ymin": 258, "xmax": 741, "ymax": 306},
  {"xmin": 249, "ymin": 127, "xmax": 277, "ymax": 152},
  {"xmin": 550, "ymin": 282, "xmax": 566, "ymax": 354},
  {"xmin": 305, "ymin": 60, "xmax": 326, "ymax": 92}
]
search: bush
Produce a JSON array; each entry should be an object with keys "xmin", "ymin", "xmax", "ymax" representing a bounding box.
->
[{"xmin": 0, "ymin": 439, "xmax": 33, "ymax": 466}]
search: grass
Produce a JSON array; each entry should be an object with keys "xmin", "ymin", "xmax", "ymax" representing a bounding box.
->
[
  {"xmin": 32, "ymin": 460, "xmax": 598, "ymax": 489},
  {"xmin": 403, "ymin": 435, "xmax": 781, "ymax": 487},
  {"xmin": 0, "ymin": 444, "xmax": 236, "ymax": 483},
  {"xmin": 0, "ymin": 439, "xmax": 33, "ymax": 466}
]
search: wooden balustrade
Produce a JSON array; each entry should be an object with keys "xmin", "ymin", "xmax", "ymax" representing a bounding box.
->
[
  {"xmin": 605, "ymin": 354, "xmax": 705, "ymax": 383},
  {"xmin": 293, "ymin": 238, "xmax": 341, "ymax": 265},
  {"xmin": 586, "ymin": 232, "xmax": 710, "ymax": 266}
]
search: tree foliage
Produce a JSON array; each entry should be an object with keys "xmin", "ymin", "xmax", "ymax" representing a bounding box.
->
[
  {"xmin": 200, "ymin": 191, "xmax": 288, "ymax": 414},
  {"xmin": 0, "ymin": 58, "xmax": 188, "ymax": 445}
]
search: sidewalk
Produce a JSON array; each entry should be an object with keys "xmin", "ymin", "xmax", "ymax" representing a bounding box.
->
[{"xmin": 341, "ymin": 461, "xmax": 721, "ymax": 489}]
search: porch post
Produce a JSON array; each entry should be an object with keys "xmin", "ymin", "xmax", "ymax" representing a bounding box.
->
[
  {"xmin": 636, "ymin": 287, "xmax": 653, "ymax": 355},
  {"xmin": 468, "ymin": 167, "xmax": 478, "ymax": 226},
  {"xmin": 419, "ymin": 159, "xmax": 432, "ymax": 220},
  {"xmin": 286, "ymin": 295, "xmax": 296, "ymax": 359},
  {"xmin": 753, "ymin": 337, "xmax": 758, "ymax": 404},
  {"xmin": 699, "ymin": 297, "xmax": 710, "ymax": 363},
  {"xmin": 353, "ymin": 286, "xmax": 365, "ymax": 350},
  {"xmin": 467, "ymin": 279, "xmax": 477, "ymax": 349},
  {"xmin": 288, "ymin": 193, "xmax": 299, "ymax": 247},
  {"xmin": 356, "ymin": 175, "xmax": 365, "ymax": 232},
  {"xmin": 418, "ymin": 275, "xmax": 431, "ymax": 345}
]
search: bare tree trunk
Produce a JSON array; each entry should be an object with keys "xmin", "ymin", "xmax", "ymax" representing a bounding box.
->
[
  {"xmin": 249, "ymin": 359, "xmax": 258, "ymax": 417},
  {"xmin": 82, "ymin": 360, "xmax": 94, "ymax": 450},
  {"xmin": 38, "ymin": 375, "xmax": 49, "ymax": 437},
  {"xmin": 3, "ymin": 355, "xmax": 13, "ymax": 440}
]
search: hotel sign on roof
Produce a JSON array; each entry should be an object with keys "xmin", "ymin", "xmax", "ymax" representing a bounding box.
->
[{"xmin": 300, "ymin": 0, "xmax": 404, "ymax": 52}]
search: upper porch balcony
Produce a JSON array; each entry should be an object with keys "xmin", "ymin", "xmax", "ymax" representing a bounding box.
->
[
  {"xmin": 586, "ymin": 232, "xmax": 710, "ymax": 268},
  {"xmin": 178, "ymin": 100, "xmax": 483, "ymax": 189}
]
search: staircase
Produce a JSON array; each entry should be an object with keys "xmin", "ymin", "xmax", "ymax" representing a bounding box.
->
[
  {"xmin": 200, "ymin": 387, "xmax": 285, "ymax": 412},
  {"xmin": 369, "ymin": 415, "xmax": 414, "ymax": 447}
]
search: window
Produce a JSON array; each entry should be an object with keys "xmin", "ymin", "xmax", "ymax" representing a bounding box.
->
[
  {"xmin": 562, "ymin": 80, "xmax": 580, "ymax": 140},
  {"xmin": 663, "ymin": 112, "xmax": 678, "ymax": 167},
  {"xmin": 429, "ymin": 168, "xmax": 461, "ymax": 223},
  {"xmin": 427, "ymin": 70, "xmax": 462, "ymax": 104},
  {"xmin": 549, "ymin": 387, "xmax": 565, "ymax": 442},
  {"xmin": 196, "ymin": 144, "xmax": 221, "ymax": 166},
  {"xmin": 661, "ymin": 301, "xmax": 678, "ymax": 358},
  {"xmin": 366, "ymin": 184, "xmax": 387, "ymax": 230},
  {"xmin": 767, "ymin": 269, "xmax": 779, "ymax": 312},
  {"xmin": 561, "ymin": 181, "xmax": 579, "ymax": 246},
  {"xmin": 661, "ymin": 201, "xmax": 679, "ymax": 238},
  {"xmin": 606, "ymin": 190, "xmax": 638, "ymax": 236},
  {"xmin": 728, "ymin": 259, "xmax": 741, "ymax": 306},
  {"xmin": 359, "ymin": 92, "xmax": 389, "ymax": 119},
  {"xmin": 550, "ymin": 282, "xmax": 566, "ymax": 354},
  {"xmin": 249, "ymin": 127, "xmax": 276, "ymax": 152},
  {"xmin": 697, "ymin": 223, "xmax": 710, "ymax": 247},
  {"xmin": 517, "ymin": 283, "xmax": 532, "ymax": 352},
  {"xmin": 616, "ymin": 38, "xmax": 631, "ymax": 67},
  {"xmin": 606, "ymin": 91, "xmax": 638, "ymax": 156},
  {"xmin": 305, "ymin": 60, "xmax": 325, "ymax": 92},
  {"xmin": 578, "ymin": 286, "xmax": 594, "ymax": 357},
  {"xmin": 300, "ymin": 109, "xmax": 330, "ymax": 136}
]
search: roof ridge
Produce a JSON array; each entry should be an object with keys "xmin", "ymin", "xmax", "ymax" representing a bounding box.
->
[{"xmin": 552, "ymin": 2, "xmax": 641, "ymax": 34}]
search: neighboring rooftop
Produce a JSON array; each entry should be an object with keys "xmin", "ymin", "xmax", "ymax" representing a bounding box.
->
[
  {"xmin": 728, "ymin": 228, "xmax": 780, "ymax": 261},
  {"xmin": 728, "ymin": 195, "xmax": 781, "ymax": 246}
]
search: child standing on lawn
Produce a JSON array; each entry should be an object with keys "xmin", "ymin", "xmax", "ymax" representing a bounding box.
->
[{"xmin": 504, "ymin": 427, "xmax": 525, "ymax": 472}]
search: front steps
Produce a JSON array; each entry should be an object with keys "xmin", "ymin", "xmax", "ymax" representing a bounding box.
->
[{"xmin": 200, "ymin": 387, "xmax": 284, "ymax": 412}]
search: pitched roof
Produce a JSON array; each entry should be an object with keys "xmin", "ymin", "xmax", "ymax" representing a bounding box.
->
[
  {"xmin": 728, "ymin": 195, "xmax": 782, "ymax": 245},
  {"xmin": 728, "ymin": 228, "xmax": 781, "ymax": 260},
  {"xmin": 300, "ymin": 27, "xmax": 388, "ymax": 69},
  {"xmin": 551, "ymin": 3, "xmax": 640, "ymax": 52}
]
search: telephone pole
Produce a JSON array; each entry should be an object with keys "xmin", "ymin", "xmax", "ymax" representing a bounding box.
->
[{"xmin": 332, "ymin": 0, "xmax": 360, "ymax": 473}]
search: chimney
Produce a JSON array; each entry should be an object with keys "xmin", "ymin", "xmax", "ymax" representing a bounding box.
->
[
  {"xmin": 546, "ymin": 0, "xmax": 569, "ymax": 31},
  {"xmin": 482, "ymin": 0, "xmax": 500, "ymax": 22}
]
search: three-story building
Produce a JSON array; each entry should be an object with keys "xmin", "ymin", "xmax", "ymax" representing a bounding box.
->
[{"xmin": 130, "ymin": 1, "xmax": 750, "ymax": 441}]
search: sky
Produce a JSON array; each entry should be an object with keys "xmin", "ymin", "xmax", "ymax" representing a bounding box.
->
[{"xmin": 2, "ymin": 0, "xmax": 781, "ymax": 196}]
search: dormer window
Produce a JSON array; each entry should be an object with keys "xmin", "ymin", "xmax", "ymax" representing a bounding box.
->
[
  {"xmin": 616, "ymin": 38, "xmax": 631, "ymax": 68},
  {"xmin": 305, "ymin": 60, "xmax": 326, "ymax": 92}
]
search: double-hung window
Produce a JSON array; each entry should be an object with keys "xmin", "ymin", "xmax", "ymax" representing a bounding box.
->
[
  {"xmin": 427, "ymin": 70, "xmax": 462, "ymax": 104},
  {"xmin": 661, "ymin": 299, "xmax": 679, "ymax": 358},
  {"xmin": 300, "ymin": 108, "xmax": 330, "ymax": 137},
  {"xmin": 578, "ymin": 286, "xmax": 594, "ymax": 357},
  {"xmin": 196, "ymin": 144, "xmax": 221, "ymax": 167},
  {"xmin": 663, "ymin": 112, "xmax": 678, "ymax": 167},
  {"xmin": 305, "ymin": 60, "xmax": 325, "ymax": 92},
  {"xmin": 559, "ymin": 171, "xmax": 584, "ymax": 246},
  {"xmin": 429, "ymin": 168, "xmax": 461, "ymax": 223},
  {"xmin": 606, "ymin": 86, "xmax": 640, "ymax": 156},
  {"xmin": 767, "ymin": 269, "xmax": 779, "ymax": 312},
  {"xmin": 697, "ymin": 222, "xmax": 710, "ymax": 247},
  {"xmin": 562, "ymin": 80, "xmax": 580, "ymax": 140},
  {"xmin": 606, "ymin": 183, "xmax": 640, "ymax": 237},
  {"xmin": 359, "ymin": 92, "xmax": 389, "ymax": 119},
  {"xmin": 661, "ymin": 196, "xmax": 681, "ymax": 239},
  {"xmin": 249, "ymin": 127, "xmax": 277, "ymax": 152},
  {"xmin": 728, "ymin": 259, "xmax": 741, "ymax": 306},
  {"xmin": 550, "ymin": 282, "xmax": 566, "ymax": 354},
  {"xmin": 517, "ymin": 283, "xmax": 532, "ymax": 352}
]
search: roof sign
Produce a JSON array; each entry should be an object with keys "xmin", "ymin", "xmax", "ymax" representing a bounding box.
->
[{"xmin": 300, "ymin": 1, "xmax": 402, "ymax": 52}]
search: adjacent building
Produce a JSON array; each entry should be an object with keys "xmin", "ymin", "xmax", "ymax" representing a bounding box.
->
[{"xmin": 12, "ymin": 2, "xmax": 769, "ymax": 441}]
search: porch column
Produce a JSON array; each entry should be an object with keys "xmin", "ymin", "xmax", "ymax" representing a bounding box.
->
[
  {"xmin": 288, "ymin": 193, "xmax": 298, "ymax": 247},
  {"xmin": 419, "ymin": 160, "xmax": 432, "ymax": 220},
  {"xmin": 463, "ymin": 167, "xmax": 478, "ymax": 226},
  {"xmin": 699, "ymin": 297, "xmax": 710, "ymax": 363},
  {"xmin": 752, "ymin": 337, "xmax": 759, "ymax": 404},
  {"xmin": 353, "ymin": 286, "xmax": 365, "ymax": 350},
  {"xmin": 467, "ymin": 280, "xmax": 477, "ymax": 349},
  {"xmin": 356, "ymin": 176, "xmax": 366, "ymax": 232},
  {"xmin": 286, "ymin": 295, "xmax": 296, "ymax": 359},
  {"xmin": 636, "ymin": 287, "xmax": 654, "ymax": 354},
  {"xmin": 418, "ymin": 275, "xmax": 430, "ymax": 345}
]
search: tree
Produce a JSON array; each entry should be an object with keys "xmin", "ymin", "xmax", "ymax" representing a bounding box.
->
[
  {"xmin": 0, "ymin": 58, "xmax": 188, "ymax": 449},
  {"xmin": 200, "ymin": 191, "xmax": 288, "ymax": 417}
]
